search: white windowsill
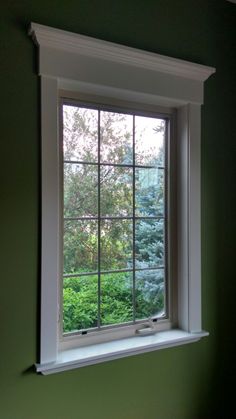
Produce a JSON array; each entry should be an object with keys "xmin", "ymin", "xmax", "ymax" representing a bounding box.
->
[{"xmin": 36, "ymin": 329, "xmax": 209, "ymax": 375}]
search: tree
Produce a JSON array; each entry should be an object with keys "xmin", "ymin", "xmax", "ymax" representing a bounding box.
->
[{"xmin": 62, "ymin": 105, "xmax": 165, "ymax": 332}]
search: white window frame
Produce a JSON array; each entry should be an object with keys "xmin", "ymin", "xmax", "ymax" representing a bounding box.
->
[
  {"xmin": 60, "ymin": 98, "xmax": 172, "ymax": 343},
  {"xmin": 29, "ymin": 22, "xmax": 215, "ymax": 375}
]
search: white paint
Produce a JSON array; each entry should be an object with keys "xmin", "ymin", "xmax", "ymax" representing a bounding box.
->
[
  {"xmin": 40, "ymin": 76, "xmax": 59, "ymax": 363},
  {"xmin": 36, "ymin": 329, "xmax": 209, "ymax": 375},
  {"xmin": 29, "ymin": 23, "xmax": 215, "ymax": 81},
  {"xmin": 29, "ymin": 23, "xmax": 216, "ymax": 106}
]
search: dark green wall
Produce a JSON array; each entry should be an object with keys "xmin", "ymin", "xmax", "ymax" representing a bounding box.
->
[{"xmin": 1, "ymin": 1, "xmax": 235, "ymax": 418}]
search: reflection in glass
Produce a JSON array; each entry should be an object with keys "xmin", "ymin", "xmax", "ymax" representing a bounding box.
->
[
  {"xmin": 100, "ymin": 220, "xmax": 133, "ymax": 270},
  {"xmin": 100, "ymin": 111, "xmax": 133, "ymax": 164},
  {"xmin": 135, "ymin": 219, "xmax": 164, "ymax": 268},
  {"xmin": 63, "ymin": 220, "xmax": 98, "ymax": 274},
  {"xmin": 135, "ymin": 168, "xmax": 164, "ymax": 217},
  {"xmin": 100, "ymin": 166, "xmax": 133, "ymax": 216},
  {"xmin": 63, "ymin": 105, "xmax": 98, "ymax": 162},
  {"xmin": 64, "ymin": 163, "xmax": 98, "ymax": 217},
  {"xmin": 101, "ymin": 272, "xmax": 133, "ymax": 325},
  {"xmin": 135, "ymin": 269, "xmax": 165, "ymax": 320},
  {"xmin": 63, "ymin": 275, "xmax": 98, "ymax": 332},
  {"xmin": 135, "ymin": 116, "xmax": 165, "ymax": 166}
]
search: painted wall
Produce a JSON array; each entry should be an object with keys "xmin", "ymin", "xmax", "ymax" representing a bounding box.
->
[{"xmin": 0, "ymin": 1, "xmax": 235, "ymax": 418}]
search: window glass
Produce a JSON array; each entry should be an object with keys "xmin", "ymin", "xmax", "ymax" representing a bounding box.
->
[{"xmin": 62, "ymin": 104, "xmax": 167, "ymax": 334}]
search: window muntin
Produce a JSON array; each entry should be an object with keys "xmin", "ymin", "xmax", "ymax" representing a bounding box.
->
[{"xmin": 61, "ymin": 101, "xmax": 168, "ymax": 336}]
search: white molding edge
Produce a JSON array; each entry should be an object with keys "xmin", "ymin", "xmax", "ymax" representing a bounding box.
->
[
  {"xmin": 36, "ymin": 330, "xmax": 209, "ymax": 375},
  {"xmin": 177, "ymin": 104, "xmax": 202, "ymax": 333},
  {"xmin": 29, "ymin": 23, "xmax": 215, "ymax": 82},
  {"xmin": 40, "ymin": 76, "xmax": 59, "ymax": 364}
]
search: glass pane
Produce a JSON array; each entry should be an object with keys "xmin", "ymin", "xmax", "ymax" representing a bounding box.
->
[
  {"xmin": 135, "ymin": 219, "xmax": 164, "ymax": 268},
  {"xmin": 100, "ymin": 220, "xmax": 133, "ymax": 271},
  {"xmin": 135, "ymin": 168, "xmax": 164, "ymax": 217},
  {"xmin": 135, "ymin": 116, "xmax": 165, "ymax": 166},
  {"xmin": 63, "ymin": 275, "xmax": 98, "ymax": 332},
  {"xmin": 100, "ymin": 166, "xmax": 133, "ymax": 216},
  {"xmin": 64, "ymin": 163, "xmax": 98, "ymax": 217},
  {"xmin": 135, "ymin": 269, "xmax": 165, "ymax": 320},
  {"xmin": 101, "ymin": 272, "xmax": 133, "ymax": 326},
  {"xmin": 100, "ymin": 111, "xmax": 133, "ymax": 164},
  {"xmin": 63, "ymin": 105, "xmax": 98, "ymax": 162},
  {"xmin": 63, "ymin": 220, "xmax": 98, "ymax": 274}
]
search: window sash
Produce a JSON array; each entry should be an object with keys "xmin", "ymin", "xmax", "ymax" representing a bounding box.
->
[{"xmin": 60, "ymin": 99, "xmax": 172, "ymax": 340}]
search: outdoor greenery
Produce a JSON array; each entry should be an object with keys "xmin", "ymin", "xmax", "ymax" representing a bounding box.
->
[{"xmin": 63, "ymin": 106, "xmax": 166, "ymax": 333}]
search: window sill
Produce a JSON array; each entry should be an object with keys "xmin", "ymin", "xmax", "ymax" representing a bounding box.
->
[{"xmin": 36, "ymin": 329, "xmax": 209, "ymax": 375}]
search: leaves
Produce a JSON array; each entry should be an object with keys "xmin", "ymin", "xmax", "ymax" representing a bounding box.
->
[
  {"xmin": 62, "ymin": 106, "xmax": 166, "ymax": 332},
  {"xmin": 63, "ymin": 272, "xmax": 164, "ymax": 331}
]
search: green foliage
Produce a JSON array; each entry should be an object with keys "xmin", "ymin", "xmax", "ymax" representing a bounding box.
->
[
  {"xmin": 64, "ymin": 220, "xmax": 98, "ymax": 274},
  {"xmin": 63, "ymin": 106, "xmax": 166, "ymax": 333},
  {"xmin": 63, "ymin": 274, "xmax": 133, "ymax": 331},
  {"xmin": 135, "ymin": 269, "xmax": 164, "ymax": 319},
  {"xmin": 135, "ymin": 220, "xmax": 164, "ymax": 268},
  {"xmin": 63, "ymin": 273, "xmax": 164, "ymax": 332},
  {"xmin": 63, "ymin": 276, "xmax": 98, "ymax": 331}
]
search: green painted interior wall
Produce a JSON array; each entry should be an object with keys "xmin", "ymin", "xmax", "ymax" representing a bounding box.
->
[{"xmin": 0, "ymin": 1, "xmax": 235, "ymax": 418}]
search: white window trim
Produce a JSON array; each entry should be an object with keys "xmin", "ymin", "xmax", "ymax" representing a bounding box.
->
[{"xmin": 29, "ymin": 22, "xmax": 215, "ymax": 375}]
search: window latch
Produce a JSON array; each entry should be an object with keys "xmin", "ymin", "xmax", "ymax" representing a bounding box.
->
[{"xmin": 135, "ymin": 319, "xmax": 156, "ymax": 336}]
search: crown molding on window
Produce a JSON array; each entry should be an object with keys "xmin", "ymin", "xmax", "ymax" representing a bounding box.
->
[{"xmin": 29, "ymin": 23, "xmax": 215, "ymax": 82}]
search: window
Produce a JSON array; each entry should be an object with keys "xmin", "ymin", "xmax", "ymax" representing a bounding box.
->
[
  {"xmin": 62, "ymin": 101, "xmax": 169, "ymax": 337},
  {"xmin": 29, "ymin": 23, "xmax": 215, "ymax": 374}
]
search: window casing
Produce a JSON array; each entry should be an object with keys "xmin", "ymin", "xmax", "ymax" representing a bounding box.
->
[{"xmin": 29, "ymin": 22, "xmax": 215, "ymax": 374}]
